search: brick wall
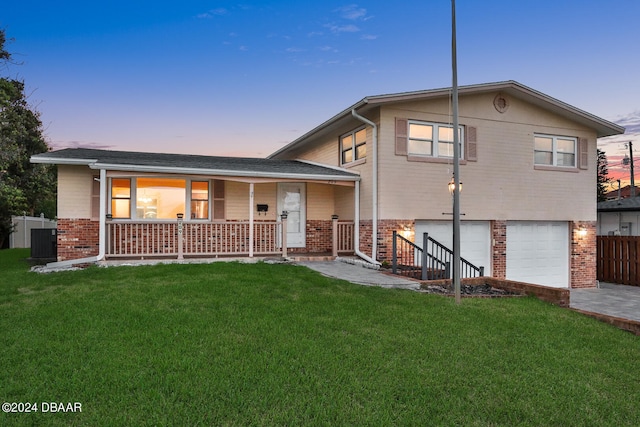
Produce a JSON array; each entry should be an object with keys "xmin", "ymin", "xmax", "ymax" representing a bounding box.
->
[
  {"xmin": 57, "ymin": 218, "xmax": 99, "ymax": 261},
  {"xmin": 357, "ymin": 219, "xmax": 596, "ymax": 290},
  {"xmin": 571, "ymin": 221, "xmax": 597, "ymax": 288},
  {"xmin": 356, "ymin": 219, "xmax": 414, "ymax": 261},
  {"xmin": 303, "ymin": 219, "xmax": 333, "ymax": 253},
  {"xmin": 492, "ymin": 220, "xmax": 507, "ymax": 279}
]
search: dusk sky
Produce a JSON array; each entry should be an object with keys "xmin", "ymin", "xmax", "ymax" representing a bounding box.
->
[{"xmin": 2, "ymin": 1, "xmax": 639, "ymax": 183}]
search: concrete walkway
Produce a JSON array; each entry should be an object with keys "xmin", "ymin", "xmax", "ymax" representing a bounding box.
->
[
  {"xmin": 297, "ymin": 260, "xmax": 640, "ymax": 327},
  {"xmin": 570, "ymin": 282, "xmax": 640, "ymax": 323},
  {"xmin": 296, "ymin": 260, "xmax": 422, "ymax": 291}
]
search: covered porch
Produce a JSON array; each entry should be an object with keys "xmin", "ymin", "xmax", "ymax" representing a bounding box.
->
[
  {"xmin": 30, "ymin": 148, "xmax": 362, "ymax": 266},
  {"xmin": 105, "ymin": 216, "xmax": 355, "ymax": 259}
]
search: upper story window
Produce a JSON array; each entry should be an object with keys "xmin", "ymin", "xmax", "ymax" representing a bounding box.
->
[
  {"xmin": 341, "ymin": 127, "xmax": 367, "ymax": 165},
  {"xmin": 534, "ymin": 134, "xmax": 576, "ymax": 167},
  {"xmin": 408, "ymin": 120, "xmax": 464, "ymax": 158}
]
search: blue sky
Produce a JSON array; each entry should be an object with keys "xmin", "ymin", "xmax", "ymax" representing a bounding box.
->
[{"xmin": 2, "ymin": 0, "xmax": 639, "ymax": 171}]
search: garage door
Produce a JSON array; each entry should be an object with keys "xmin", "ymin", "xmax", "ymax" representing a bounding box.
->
[
  {"xmin": 414, "ymin": 221, "xmax": 491, "ymax": 274},
  {"xmin": 506, "ymin": 221, "xmax": 569, "ymax": 288}
]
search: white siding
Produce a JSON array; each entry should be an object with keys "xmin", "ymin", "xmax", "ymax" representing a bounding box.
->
[{"xmin": 58, "ymin": 165, "xmax": 94, "ymax": 218}]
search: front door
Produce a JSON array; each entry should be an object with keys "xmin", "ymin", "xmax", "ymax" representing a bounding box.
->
[{"xmin": 277, "ymin": 183, "xmax": 306, "ymax": 248}]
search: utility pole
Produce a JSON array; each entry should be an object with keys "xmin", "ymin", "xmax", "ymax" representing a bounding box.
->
[{"xmin": 451, "ymin": 0, "xmax": 461, "ymax": 304}]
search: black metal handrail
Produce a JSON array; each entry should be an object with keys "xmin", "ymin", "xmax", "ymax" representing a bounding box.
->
[
  {"xmin": 391, "ymin": 231, "xmax": 484, "ymax": 280},
  {"xmin": 425, "ymin": 233, "xmax": 485, "ymax": 279}
]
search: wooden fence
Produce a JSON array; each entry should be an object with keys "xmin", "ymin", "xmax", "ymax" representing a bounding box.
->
[{"xmin": 597, "ymin": 236, "xmax": 640, "ymax": 286}]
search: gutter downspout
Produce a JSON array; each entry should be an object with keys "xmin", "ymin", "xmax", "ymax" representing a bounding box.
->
[
  {"xmin": 44, "ymin": 168, "xmax": 107, "ymax": 269},
  {"xmin": 351, "ymin": 109, "xmax": 380, "ymax": 265}
]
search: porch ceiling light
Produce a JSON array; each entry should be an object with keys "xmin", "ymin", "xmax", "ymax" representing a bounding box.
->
[{"xmin": 448, "ymin": 178, "xmax": 462, "ymax": 195}]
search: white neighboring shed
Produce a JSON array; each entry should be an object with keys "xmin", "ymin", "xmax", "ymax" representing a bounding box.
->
[
  {"xmin": 9, "ymin": 214, "xmax": 57, "ymax": 249},
  {"xmin": 597, "ymin": 197, "xmax": 640, "ymax": 236}
]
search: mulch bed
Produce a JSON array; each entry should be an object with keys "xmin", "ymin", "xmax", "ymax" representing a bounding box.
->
[{"xmin": 421, "ymin": 283, "xmax": 525, "ymax": 297}]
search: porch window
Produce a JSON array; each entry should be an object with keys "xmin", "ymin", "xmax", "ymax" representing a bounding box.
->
[
  {"xmin": 534, "ymin": 134, "xmax": 576, "ymax": 167},
  {"xmin": 408, "ymin": 120, "xmax": 464, "ymax": 158},
  {"xmin": 111, "ymin": 178, "xmax": 131, "ymax": 219},
  {"xmin": 136, "ymin": 178, "xmax": 186, "ymax": 219},
  {"xmin": 191, "ymin": 181, "xmax": 209, "ymax": 219},
  {"xmin": 340, "ymin": 127, "xmax": 367, "ymax": 165}
]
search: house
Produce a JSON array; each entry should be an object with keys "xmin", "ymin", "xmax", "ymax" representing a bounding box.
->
[
  {"xmin": 602, "ymin": 185, "xmax": 640, "ymax": 201},
  {"xmin": 597, "ymin": 197, "xmax": 640, "ymax": 236},
  {"xmin": 32, "ymin": 81, "xmax": 624, "ymax": 288}
]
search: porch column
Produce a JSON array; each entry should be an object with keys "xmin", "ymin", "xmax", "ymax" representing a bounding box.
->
[
  {"xmin": 249, "ymin": 183, "xmax": 254, "ymax": 257},
  {"xmin": 177, "ymin": 213, "xmax": 184, "ymax": 260},
  {"xmin": 332, "ymin": 214, "xmax": 339, "ymax": 257},
  {"xmin": 281, "ymin": 212, "xmax": 288, "ymax": 258}
]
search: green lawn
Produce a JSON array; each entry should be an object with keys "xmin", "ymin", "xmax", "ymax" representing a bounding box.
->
[{"xmin": 1, "ymin": 249, "xmax": 639, "ymax": 426}]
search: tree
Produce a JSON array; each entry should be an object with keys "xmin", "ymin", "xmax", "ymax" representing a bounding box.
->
[
  {"xmin": 597, "ymin": 148, "xmax": 610, "ymax": 202},
  {"xmin": 0, "ymin": 30, "xmax": 56, "ymax": 248}
]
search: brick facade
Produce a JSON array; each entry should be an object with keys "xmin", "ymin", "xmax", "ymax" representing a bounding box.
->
[
  {"xmin": 56, "ymin": 218, "xmax": 99, "ymax": 261},
  {"xmin": 356, "ymin": 219, "xmax": 415, "ymax": 261},
  {"xmin": 570, "ymin": 221, "xmax": 597, "ymax": 288},
  {"xmin": 289, "ymin": 219, "xmax": 333, "ymax": 253},
  {"xmin": 355, "ymin": 219, "xmax": 597, "ymax": 289},
  {"xmin": 491, "ymin": 220, "xmax": 507, "ymax": 279}
]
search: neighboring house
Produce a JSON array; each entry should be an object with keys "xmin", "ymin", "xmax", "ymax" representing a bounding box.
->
[
  {"xmin": 597, "ymin": 197, "xmax": 640, "ymax": 236},
  {"xmin": 602, "ymin": 185, "xmax": 640, "ymax": 201},
  {"xmin": 32, "ymin": 80, "xmax": 624, "ymax": 289}
]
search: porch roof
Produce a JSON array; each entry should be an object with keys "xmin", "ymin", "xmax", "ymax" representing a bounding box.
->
[{"xmin": 31, "ymin": 148, "xmax": 360, "ymax": 182}]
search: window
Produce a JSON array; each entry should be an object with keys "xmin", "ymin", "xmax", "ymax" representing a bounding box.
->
[
  {"xmin": 136, "ymin": 178, "xmax": 186, "ymax": 219},
  {"xmin": 408, "ymin": 121, "xmax": 463, "ymax": 158},
  {"xmin": 191, "ymin": 181, "xmax": 209, "ymax": 219},
  {"xmin": 111, "ymin": 178, "xmax": 131, "ymax": 219},
  {"xmin": 534, "ymin": 134, "xmax": 576, "ymax": 167},
  {"xmin": 108, "ymin": 178, "xmax": 224, "ymax": 220},
  {"xmin": 340, "ymin": 127, "xmax": 367, "ymax": 164}
]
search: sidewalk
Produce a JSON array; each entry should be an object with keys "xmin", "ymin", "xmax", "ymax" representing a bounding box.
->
[
  {"xmin": 296, "ymin": 260, "xmax": 421, "ymax": 291},
  {"xmin": 570, "ymin": 282, "xmax": 640, "ymax": 323}
]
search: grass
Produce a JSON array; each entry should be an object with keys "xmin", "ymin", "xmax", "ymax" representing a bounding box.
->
[{"xmin": 0, "ymin": 249, "xmax": 639, "ymax": 426}]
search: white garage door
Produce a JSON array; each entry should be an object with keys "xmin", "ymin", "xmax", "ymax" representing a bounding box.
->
[
  {"xmin": 506, "ymin": 221, "xmax": 569, "ymax": 288},
  {"xmin": 414, "ymin": 221, "xmax": 491, "ymax": 274}
]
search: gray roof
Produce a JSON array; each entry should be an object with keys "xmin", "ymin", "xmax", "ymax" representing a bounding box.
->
[
  {"xmin": 31, "ymin": 148, "xmax": 359, "ymax": 181},
  {"xmin": 598, "ymin": 197, "xmax": 640, "ymax": 212}
]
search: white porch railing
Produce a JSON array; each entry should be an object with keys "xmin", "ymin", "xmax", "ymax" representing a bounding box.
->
[
  {"xmin": 182, "ymin": 221, "xmax": 281, "ymax": 256},
  {"xmin": 106, "ymin": 220, "xmax": 281, "ymax": 258},
  {"xmin": 107, "ymin": 221, "xmax": 178, "ymax": 257},
  {"xmin": 336, "ymin": 221, "xmax": 354, "ymax": 253},
  {"xmin": 107, "ymin": 218, "xmax": 355, "ymax": 259}
]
